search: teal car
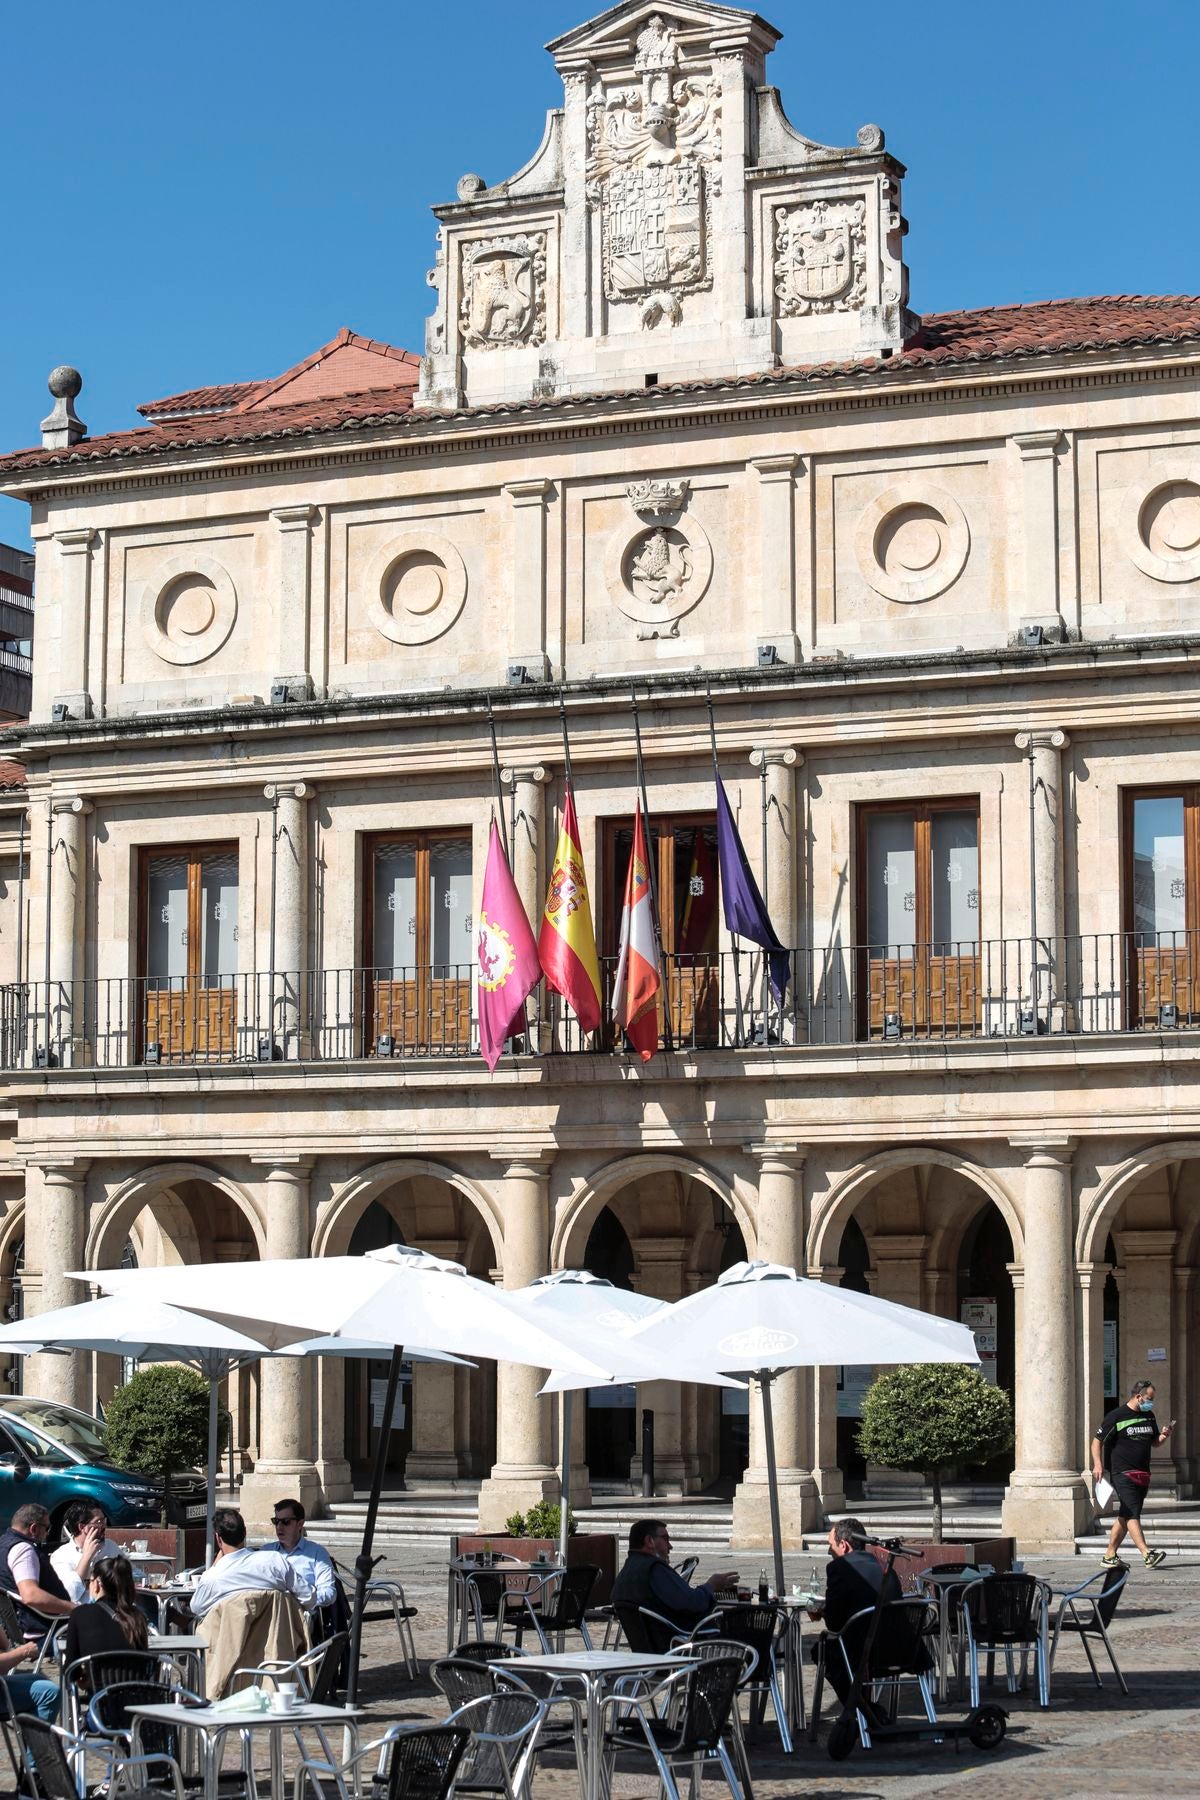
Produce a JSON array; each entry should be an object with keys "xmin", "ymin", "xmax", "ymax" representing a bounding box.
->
[{"xmin": 0, "ymin": 1395, "xmax": 207, "ymax": 1540}]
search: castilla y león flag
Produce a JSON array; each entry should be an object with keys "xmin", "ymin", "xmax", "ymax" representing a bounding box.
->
[
  {"xmin": 477, "ymin": 820, "xmax": 542, "ymax": 1072},
  {"xmin": 612, "ymin": 801, "xmax": 661, "ymax": 1062},
  {"xmin": 539, "ymin": 781, "xmax": 602, "ymax": 1035}
]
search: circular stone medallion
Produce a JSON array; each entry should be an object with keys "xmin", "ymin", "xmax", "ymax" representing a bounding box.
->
[
  {"xmin": 854, "ymin": 482, "xmax": 971, "ymax": 603},
  {"xmin": 605, "ymin": 514, "xmax": 713, "ymax": 632},
  {"xmin": 365, "ymin": 531, "xmax": 468, "ymax": 645},
  {"xmin": 141, "ymin": 553, "xmax": 238, "ymax": 666},
  {"xmin": 1121, "ymin": 464, "xmax": 1200, "ymax": 583}
]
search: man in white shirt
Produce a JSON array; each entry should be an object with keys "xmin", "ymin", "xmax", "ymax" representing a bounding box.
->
[
  {"xmin": 189, "ymin": 1508, "xmax": 314, "ymax": 1621},
  {"xmin": 49, "ymin": 1503, "xmax": 125, "ymax": 1604},
  {"xmin": 265, "ymin": 1498, "xmax": 338, "ymax": 1611}
]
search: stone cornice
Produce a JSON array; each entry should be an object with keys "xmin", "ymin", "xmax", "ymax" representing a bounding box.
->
[{"xmin": 4, "ymin": 341, "xmax": 1198, "ymax": 503}]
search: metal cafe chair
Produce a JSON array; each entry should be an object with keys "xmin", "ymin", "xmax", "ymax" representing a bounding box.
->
[
  {"xmin": 1048, "ymin": 1566, "xmax": 1130, "ymax": 1694},
  {"xmin": 293, "ymin": 1722, "xmax": 470, "ymax": 1800},
  {"xmin": 961, "ymin": 1574, "xmax": 1051, "ymax": 1709},
  {"xmin": 599, "ymin": 1655, "xmax": 744, "ymax": 1800}
]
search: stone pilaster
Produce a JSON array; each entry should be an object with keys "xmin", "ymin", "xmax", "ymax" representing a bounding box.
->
[
  {"xmin": 1014, "ymin": 729, "xmax": 1069, "ymax": 1021},
  {"xmin": 52, "ymin": 528, "xmax": 96, "ymax": 717},
  {"xmin": 504, "ymin": 480, "xmax": 553, "ymax": 680},
  {"xmin": 240, "ymin": 1160, "xmax": 321, "ymax": 1527},
  {"xmin": 270, "ymin": 505, "xmax": 318, "ymax": 694},
  {"xmin": 46, "ymin": 797, "xmax": 92, "ymax": 1063},
  {"xmin": 751, "ymin": 456, "xmax": 802, "ymax": 665},
  {"xmin": 264, "ymin": 783, "xmax": 314, "ymax": 1059},
  {"xmin": 24, "ymin": 1160, "xmax": 90, "ymax": 1408},
  {"xmin": 733, "ymin": 1146, "xmax": 820, "ymax": 1545},
  {"xmin": 478, "ymin": 1155, "xmax": 558, "ymax": 1528},
  {"xmin": 806, "ymin": 1260, "xmax": 847, "ymax": 1516},
  {"xmin": 1001, "ymin": 1138, "xmax": 1089, "ymax": 1550},
  {"xmin": 1011, "ymin": 429, "xmax": 1065, "ymax": 638},
  {"xmin": 1115, "ymin": 1228, "xmax": 1179, "ymax": 1491},
  {"xmin": 630, "ymin": 1238, "xmax": 699, "ymax": 1493},
  {"xmin": 1172, "ymin": 1264, "xmax": 1196, "ymax": 1489}
]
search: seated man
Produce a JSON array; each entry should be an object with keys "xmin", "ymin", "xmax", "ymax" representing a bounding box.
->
[
  {"xmin": 814, "ymin": 1516, "xmax": 911, "ymax": 1702},
  {"xmin": 50, "ymin": 1503, "xmax": 125, "ymax": 1605},
  {"xmin": 0, "ymin": 1504, "xmax": 76, "ymax": 1641},
  {"xmin": 190, "ymin": 1508, "xmax": 314, "ymax": 1622},
  {"xmin": 0, "ymin": 1618, "xmax": 59, "ymax": 1722},
  {"xmin": 264, "ymin": 1498, "xmax": 338, "ymax": 1612},
  {"xmin": 612, "ymin": 1519, "xmax": 738, "ymax": 1640}
]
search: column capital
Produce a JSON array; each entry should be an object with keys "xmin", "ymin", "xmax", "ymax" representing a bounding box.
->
[
  {"xmin": 1015, "ymin": 728, "xmax": 1069, "ymax": 752},
  {"xmin": 747, "ymin": 1141, "xmax": 806, "ymax": 1172},
  {"xmin": 749, "ymin": 746, "xmax": 801, "ymax": 770},
  {"xmin": 1113, "ymin": 1227, "xmax": 1178, "ymax": 1260},
  {"xmin": 264, "ymin": 782, "xmax": 315, "ymax": 802},
  {"xmin": 29, "ymin": 1157, "xmax": 89, "ymax": 1182},
  {"xmin": 503, "ymin": 478, "xmax": 554, "ymax": 507},
  {"xmin": 749, "ymin": 453, "xmax": 803, "ymax": 480},
  {"xmin": 251, "ymin": 1154, "xmax": 315, "ymax": 1176},
  {"xmin": 490, "ymin": 1150, "xmax": 555, "ymax": 1179},
  {"xmin": 53, "ymin": 528, "xmax": 97, "ymax": 555},
  {"xmin": 269, "ymin": 504, "xmax": 318, "ymax": 531},
  {"xmin": 51, "ymin": 795, "xmax": 92, "ymax": 817},
  {"xmin": 1009, "ymin": 1134, "xmax": 1076, "ymax": 1166},
  {"xmin": 1012, "ymin": 429, "xmax": 1065, "ymax": 460},
  {"xmin": 500, "ymin": 765, "xmax": 550, "ymax": 788},
  {"xmin": 1005, "ymin": 1259, "xmax": 1025, "ymax": 1290}
]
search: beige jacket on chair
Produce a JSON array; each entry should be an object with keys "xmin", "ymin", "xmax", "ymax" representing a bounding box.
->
[{"xmin": 197, "ymin": 1588, "xmax": 307, "ymax": 1700}]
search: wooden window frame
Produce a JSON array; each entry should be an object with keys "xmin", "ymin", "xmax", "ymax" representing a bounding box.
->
[
  {"xmin": 362, "ymin": 828, "xmax": 473, "ymax": 1056},
  {"xmin": 136, "ymin": 842, "xmax": 239, "ymax": 1062},
  {"xmin": 1120, "ymin": 784, "xmax": 1200, "ymax": 1026},
  {"xmin": 137, "ymin": 842, "xmax": 239, "ymax": 984},
  {"xmin": 602, "ymin": 812, "xmax": 720, "ymax": 1050},
  {"xmin": 600, "ymin": 811, "xmax": 718, "ymax": 959}
]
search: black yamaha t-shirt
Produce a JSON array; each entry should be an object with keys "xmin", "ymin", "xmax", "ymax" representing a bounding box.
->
[{"xmin": 1095, "ymin": 1404, "xmax": 1158, "ymax": 1476}]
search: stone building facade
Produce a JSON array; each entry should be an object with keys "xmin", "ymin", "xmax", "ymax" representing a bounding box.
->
[{"xmin": 1, "ymin": 1, "xmax": 1200, "ymax": 1549}]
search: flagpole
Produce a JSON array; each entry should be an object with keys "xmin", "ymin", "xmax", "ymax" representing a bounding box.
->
[
  {"xmin": 705, "ymin": 680, "xmax": 746, "ymax": 1048},
  {"xmin": 630, "ymin": 684, "xmax": 672, "ymax": 1052},
  {"xmin": 486, "ymin": 696, "xmax": 510, "ymax": 862},
  {"xmin": 759, "ymin": 748, "xmax": 770, "ymax": 1044}
]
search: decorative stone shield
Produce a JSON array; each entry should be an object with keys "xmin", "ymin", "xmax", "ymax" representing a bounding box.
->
[{"xmin": 460, "ymin": 235, "xmax": 546, "ymax": 348}]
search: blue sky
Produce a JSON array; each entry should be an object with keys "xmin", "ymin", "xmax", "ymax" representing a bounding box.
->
[{"xmin": 2, "ymin": 0, "xmax": 1197, "ymax": 547}]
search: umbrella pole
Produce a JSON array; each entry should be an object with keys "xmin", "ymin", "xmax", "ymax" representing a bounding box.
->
[
  {"xmin": 759, "ymin": 1369, "xmax": 786, "ymax": 1599},
  {"xmin": 347, "ymin": 1342, "xmax": 402, "ymax": 1708},
  {"xmin": 558, "ymin": 1391, "xmax": 572, "ymax": 1568},
  {"xmin": 205, "ymin": 1364, "xmax": 219, "ymax": 1568}
]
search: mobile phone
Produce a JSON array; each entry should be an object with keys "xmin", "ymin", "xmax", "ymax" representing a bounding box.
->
[{"xmin": 1167, "ymin": 1418, "xmax": 1177, "ymax": 1430}]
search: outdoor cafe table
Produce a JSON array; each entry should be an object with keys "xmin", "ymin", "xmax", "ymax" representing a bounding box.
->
[
  {"xmin": 512, "ymin": 1649, "xmax": 688, "ymax": 1800},
  {"xmin": 129, "ymin": 1699, "xmax": 361, "ymax": 1800},
  {"xmin": 918, "ymin": 1565, "xmax": 982, "ymax": 1701},
  {"xmin": 148, "ymin": 1632, "xmax": 207, "ymax": 1697}
]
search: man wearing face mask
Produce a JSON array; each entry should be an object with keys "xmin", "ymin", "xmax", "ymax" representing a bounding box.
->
[{"xmin": 1092, "ymin": 1378, "xmax": 1174, "ymax": 1568}]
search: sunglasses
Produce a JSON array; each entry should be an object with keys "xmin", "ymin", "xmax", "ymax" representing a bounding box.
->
[{"xmin": 272, "ymin": 1517, "xmax": 301, "ymax": 1527}]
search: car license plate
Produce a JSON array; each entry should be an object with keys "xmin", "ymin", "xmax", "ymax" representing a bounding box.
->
[{"xmin": 185, "ymin": 1504, "xmax": 207, "ymax": 1520}]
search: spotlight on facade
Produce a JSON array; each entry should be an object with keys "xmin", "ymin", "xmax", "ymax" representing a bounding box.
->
[
  {"xmin": 144, "ymin": 1042, "xmax": 162, "ymax": 1066},
  {"xmin": 506, "ymin": 662, "xmax": 535, "ymax": 687},
  {"xmin": 756, "ymin": 642, "xmax": 781, "ymax": 668},
  {"xmin": 256, "ymin": 1034, "xmax": 280, "ymax": 1062},
  {"xmin": 1019, "ymin": 623, "xmax": 1046, "ymax": 648},
  {"xmin": 883, "ymin": 1011, "xmax": 902, "ymax": 1041},
  {"xmin": 1018, "ymin": 1007, "xmax": 1044, "ymax": 1035},
  {"xmin": 376, "ymin": 1033, "xmax": 395, "ymax": 1058},
  {"xmin": 51, "ymin": 701, "xmax": 71, "ymax": 723},
  {"xmin": 34, "ymin": 1046, "xmax": 57, "ymax": 1069},
  {"xmin": 1160, "ymin": 1002, "xmax": 1179, "ymax": 1029}
]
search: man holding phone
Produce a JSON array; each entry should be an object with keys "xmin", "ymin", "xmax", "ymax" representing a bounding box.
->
[{"xmin": 1091, "ymin": 1379, "xmax": 1174, "ymax": 1568}]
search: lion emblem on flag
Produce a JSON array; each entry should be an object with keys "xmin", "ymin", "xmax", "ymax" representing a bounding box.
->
[{"xmin": 476, "ymin": 913, "xmax": 517, "ymax": 991}]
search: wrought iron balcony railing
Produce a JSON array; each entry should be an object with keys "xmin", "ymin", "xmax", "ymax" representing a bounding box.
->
[{"xmin": 1, "ymin": 933, "xmax": 1197, "ymax": 1070}]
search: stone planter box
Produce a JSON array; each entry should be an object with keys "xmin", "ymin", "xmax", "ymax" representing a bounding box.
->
[
  {"xmin": 452, "ymin": 1533, "xmax": 618, "ymax": 1606},
  {"xmin": 109, "ymin": 1524, "xmax": 207, "ymax": 1569},
  {"xmin": 869, "ymin": 1536, "xmax": 1016, "ymax": 1585}
]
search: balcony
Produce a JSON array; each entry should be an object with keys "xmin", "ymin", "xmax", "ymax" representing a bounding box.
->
[{"xmin": 2, "ymin": 933, "xmax": 1198, "ymax": 1072}]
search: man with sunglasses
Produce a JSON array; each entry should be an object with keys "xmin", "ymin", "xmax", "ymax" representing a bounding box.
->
[{"xmin": 265, "ymin": 1499, "xmax": 337, "ymax": 1609}]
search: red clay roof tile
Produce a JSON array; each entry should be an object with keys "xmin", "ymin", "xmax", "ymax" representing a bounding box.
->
[
  {"xmin": 0, "ymin": 757, "xmax": 26, "ymax": 789},
  {"xmin": 4, "ymin": 295, "xmax": 1199, "ymax": 480},
  {"xmin": 138, "ymin": 381, "xmax": 266, "ymax": 419}
]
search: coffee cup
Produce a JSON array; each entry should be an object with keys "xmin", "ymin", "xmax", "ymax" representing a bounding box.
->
[
  {"xmin": 131, "ymin": 1540, "xmax": 149, "ymax": 1555},
  {"xmin": 271, "ymin": 1683, "xmax": 299, "ymax": 1713}
]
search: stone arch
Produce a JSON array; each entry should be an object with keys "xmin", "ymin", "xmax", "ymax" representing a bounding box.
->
[
  {"xmin": 0, "ymin": 1200, "xmax": 24, "ymax": 1275},
  {"xmin": 1077, "ymin": 1140, "xmax": 1200, "ymax": 1264},
  {"xmin": 316, "ymin": 1158, "xmax": 503, "ymax": 1262},
  {"xmin": 811, "ymin": 1147, "xmax": 1023, "ymax": 1272},
  {"xmin": 552, "ymin": 1152, "xmax": 751, "ymax": 1270},
  {"xmin": 85, "ymin": 1163, "xmax": 265, "ymax": 1272}
]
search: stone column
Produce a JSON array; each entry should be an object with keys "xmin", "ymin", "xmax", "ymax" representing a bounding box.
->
[
  {"xmin": 733, "ymin": 1148, "xmax": 820, "ymax": 1545},
  {"xmin": 1001, "ymin": 1138, "xmax": 1089, "ymax": 1550},
  {"xmin": 862, "ymin": 1235, "xmax": 931, "ymax": 1496},
  {"xmin": 751, "ymin": 456, "xmax": 802, "ymax": 665},
  {"xmin": 240, "ymin": 1161, "xmax": 321, "ymax": 1527},
  {"xmin": 748, "ymin": 747, "xmax": 803, "ymax": 1041},
  {"xmin": 630, "ymin": 1239, "xmax": 697, "ymax": 1494},
  {"xmin": 24, "ymin": 1161, "xmax": 89, "ymax": 1407},
  {"xmin": 313, "ymin": 1358, "xmax": 353, "ymax": 1503},
  {"xmin": 406, "ymin": 1238, "xmax": 472, "ymax": 1485},
  {"xmin": 1006, "ymin": 1260, "xmax": 1026, "ymax": 1468},
  {"xmin": 1116, "ymin": 1229, "xmax": 1179, "ymax": 1489},
  {"xmin": 1172, "ymin": 1264, "xmax": 1196, "ymax": 1488},
  {"xmin": 264, "ymin": 783, "xmax": 314, "ymax": 1059},
  {"xmin": 45, "ymin": 797, "xmax": 91, "ymax": 1061},
  {"xmin": 52, "ymin": 527, "xmax": 96, "ymax": 717},
  {"xmin": 478, "ymin": 1156, "xmax": 558, "ymax": 1528},
  {"xmin": 504, "ymin": 480, "xmax": 553, "ymax": 681},
  {"xmin": 1014, "ymin": 729, "xmax": 1069, "ymax": 1023},
  {"xmin": 501, "ymin": 765, "xmax": 549, "ymax": 1043},
  {"xmin": 270, "ymin": 505, "xmax": 317, "ymax": 695},
  {"xmin": 1076, "ymin": 1260, "xmax": 1107, "ymax": 1491},
  {"xmin": 1011, "ymin": 430, "xmax": 1065, "ymax": 638},
  {"xmin": 806, "ymin": 1262, "xmax": 847, "ymax": 1516}
]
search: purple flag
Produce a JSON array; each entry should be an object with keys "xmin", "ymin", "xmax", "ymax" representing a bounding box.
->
[{"xmin": 714, "ymin": 776, "xmax": 791, "ymax": 1002}]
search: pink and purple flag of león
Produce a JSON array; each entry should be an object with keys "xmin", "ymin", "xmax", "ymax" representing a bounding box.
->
[{"xmin": 477, "ymin": 820, "xmax": 542, "ymax": 1071}]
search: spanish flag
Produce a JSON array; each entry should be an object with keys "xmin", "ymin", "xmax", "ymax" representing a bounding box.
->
[{"xmin": 539, "ymin": 781, "xmax": 602, "ymax": 1035}]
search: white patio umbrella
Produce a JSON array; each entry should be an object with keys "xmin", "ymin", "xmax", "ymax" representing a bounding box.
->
[
  {"xmin": 623, "ymin": 1260, "xmax": 981, "ymax": 1595},
  {"xmin": 0, "ymin": 1295, "xmax": 273, "ymax": 1565},
  {"xmin": 513, "ymin": 1271, "xmax": 747, "ymax": 1565},
  {"xmin": 81, "ymin": 1244, "xmax": 616, "ymax": 1699}
]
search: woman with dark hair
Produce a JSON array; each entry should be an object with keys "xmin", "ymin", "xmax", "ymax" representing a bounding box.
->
[{"xmin": 62, "ymin": 1555, "xmax": 150, "ymax": 1673}]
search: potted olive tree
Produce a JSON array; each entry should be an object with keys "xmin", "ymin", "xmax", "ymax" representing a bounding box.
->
[
  {"xmin": 103, "ymin": 1364, "xmax": 222, "ymax": 1528},
  {"xmin": 857, "ymin": 1363, "xmax": 1013, "ymax": 1546}
]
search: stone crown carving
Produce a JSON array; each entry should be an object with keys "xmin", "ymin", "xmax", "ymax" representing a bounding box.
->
[{"xmin": 627, "ymin": 478, "xmax": 689, "ymax": 518}]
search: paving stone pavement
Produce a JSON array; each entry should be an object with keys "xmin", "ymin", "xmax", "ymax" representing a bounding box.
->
[{"xmin": 36, "ymin": 1545, "xmax": 1194, "ymax": 1799}]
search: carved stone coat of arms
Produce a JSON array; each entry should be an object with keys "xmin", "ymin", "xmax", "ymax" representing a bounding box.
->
[
  {"xmin": 774, "ymin": 199, "xmax": 867, "ymax": 318},
  {"xmin": 460, "ymin": 235, "xmax": 547, "ymax": 349}
]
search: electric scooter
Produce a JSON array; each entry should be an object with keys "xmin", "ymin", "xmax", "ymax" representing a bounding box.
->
[{"xmin": 825, "ymin": 1534, "xmax": 1009, "ymax": 1762}]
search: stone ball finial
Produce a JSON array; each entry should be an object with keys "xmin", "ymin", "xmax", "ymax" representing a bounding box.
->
[
  {"xmin": 48, "ymin": 366, "xmax": 83, "ymax": 401},
  {"xmin": 456, "ymin": 173, "xmax": 486, "ymax": 201}
]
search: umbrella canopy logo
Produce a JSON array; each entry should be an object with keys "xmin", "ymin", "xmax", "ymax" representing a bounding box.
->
[{"xmin": 716, "ymin": 1325, "xmax": 799, "ymax": 1359}]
